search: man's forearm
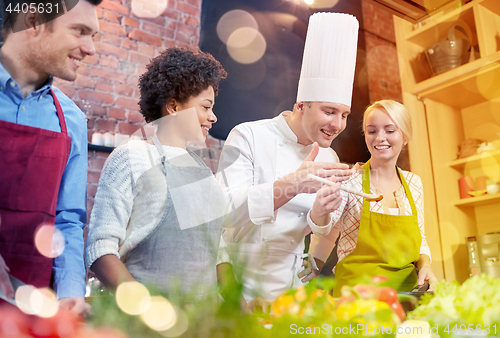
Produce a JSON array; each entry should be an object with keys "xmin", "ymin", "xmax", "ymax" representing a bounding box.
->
[{"xmin": 273, "ymin": 178, "xmax": 298, "ymax": 211}]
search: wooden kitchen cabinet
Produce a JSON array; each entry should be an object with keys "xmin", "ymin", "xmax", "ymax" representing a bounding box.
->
[{"xmin": 393, "ymin": 0, "xmax": 500, "ymax": 283}]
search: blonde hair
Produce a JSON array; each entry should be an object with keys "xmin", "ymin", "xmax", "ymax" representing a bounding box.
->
[{"xmin": 363, "ymin": 100, "xmax": 412, "ymax": 142}]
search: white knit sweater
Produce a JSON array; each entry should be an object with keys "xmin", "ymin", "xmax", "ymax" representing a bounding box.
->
[{"xmin": 85, "ymin": 140, "xmax": 230, "ymax": 269}]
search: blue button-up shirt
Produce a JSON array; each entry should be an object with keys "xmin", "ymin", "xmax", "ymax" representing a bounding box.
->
[{"xmin": 0, "ymin": 62, "xmax": 87, "ymax": 299}]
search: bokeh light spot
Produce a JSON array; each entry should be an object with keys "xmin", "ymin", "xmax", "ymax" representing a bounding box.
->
[
  {"xmin": 306, "ymin": 0, "xmax": 339, "ymax": 9},
  {"xmin": 480, "ymin": 152, "xmax": 500, "ymax": 182},
  {"xmin": 226, "ymin": 57, "xmax": 267, "ymax": 91},
  {"xmin": 131, "ymin": 0, "xmax": 168, "ymax": 18},
  {"xmin": 160, "ymin": 306, "xmax": 188, "ymax": 337},
  {"xmin": 227, "ymin": 28, "xmax": 266, "ymax": 64},
  {"xmin": 469, "ymin": 122, "xmax": 500, "ymax": 143},
  {"xmin": 35, "ymin": 288, "xmax": 59, "ymax": 318},
  {"xmin": 439, "ymin": 222, "xmax": 459, "ymax": 261},
  {"xmin": 226, "ymin": 27, "xmax": 259, "ymax": 49},
  {"xmin": 140, "ymin": 296, "xmax": 177, "ymax": 331},
  {"xmin": 476, "ymin": 67, "xmax": 500, "ymax": 101},
  {"xmin": 216, "ymin": 10, "xmax": 258, "ymax": 45},
  {"xmin": 15, "ymin": 285, "xmax": 42, "ymax": 315},
  {"xmin": 116, "ymin": 281, "xmax": 151, "ymax": 315},
  {"xmin": 34, "ymin": 225, "xmax": 65, "ymax": 258}
]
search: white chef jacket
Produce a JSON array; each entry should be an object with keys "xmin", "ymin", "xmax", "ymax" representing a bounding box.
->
[{"xmin": 216, "ymin": 112, "xmax": 339, "ymax": 301}]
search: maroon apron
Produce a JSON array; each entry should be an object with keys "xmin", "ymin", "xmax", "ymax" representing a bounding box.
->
[{"xmin": 0, "ymin": 89, "xmax": 71, "ymax": 288}]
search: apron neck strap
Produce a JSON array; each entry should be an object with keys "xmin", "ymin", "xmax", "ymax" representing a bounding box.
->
[
  {"xmin": 398, "ymin": 167, "xmax": 418, "ymax": 216},
  {"xmin": 362, "ymin": 159, "xmax": 418, "ymax": 216},
  {"xmin": 152, "ymin": 134, "xmax": 207, "ymax": 169},
  {"xmin": 49, "ymin": 89, "xmax": 67, "ymax": 135},
  {"xmin": 362, "ymin": 160, "xmax": 372, "ymax": 210},
  {"xmin": 152, "ymin": 134, "xmax": 165, "ymax": 156}
]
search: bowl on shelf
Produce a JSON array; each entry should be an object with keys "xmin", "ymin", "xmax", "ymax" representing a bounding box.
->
[
  {"xmin": 468, "ymin": 190, "xmax": 487, "ymax": 197},
  {"xmin": 486, "ymin": 184, "xmax": 499, "ymax": 195}
]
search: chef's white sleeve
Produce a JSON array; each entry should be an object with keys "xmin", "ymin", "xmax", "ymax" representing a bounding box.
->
[{"xmin": 217, "ymin": 126, "xmax": 276, "ymax": 227}]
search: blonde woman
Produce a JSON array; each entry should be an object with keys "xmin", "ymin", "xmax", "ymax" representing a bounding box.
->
[{"xmin": 310, "ymin": 100, "xmax": 438, "ymax": 296}]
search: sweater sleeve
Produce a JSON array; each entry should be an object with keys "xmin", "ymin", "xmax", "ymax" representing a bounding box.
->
[{"xmin": 85, "ymin": 146, "xmax": 135, "ymax": 269}]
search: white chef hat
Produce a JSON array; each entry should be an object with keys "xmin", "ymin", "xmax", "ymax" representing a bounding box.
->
[{"xmin": 296, "ymin": 12, "xmax": 359, "ymax": 108}]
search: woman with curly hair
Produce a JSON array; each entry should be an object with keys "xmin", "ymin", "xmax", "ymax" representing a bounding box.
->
[{"xmin": 85, "ymin": 46, "xmax": 229, "ymax": 306}]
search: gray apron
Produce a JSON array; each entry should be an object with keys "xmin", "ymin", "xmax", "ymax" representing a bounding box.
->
[{"xmin": 125, "ymin": 136, "xmax": 224, "ymax": 305}]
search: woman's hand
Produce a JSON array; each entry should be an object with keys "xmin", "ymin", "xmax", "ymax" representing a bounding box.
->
[
  {"xmin": 298, "ymin": 257, "xmax": 324, "ymax": 283},
  {"xmin": 416, "ymin": 254, "xmax": 438, "ymax": 291}
]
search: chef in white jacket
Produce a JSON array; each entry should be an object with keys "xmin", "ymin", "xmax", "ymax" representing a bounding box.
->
[{"xmin": 216, "ymin": 13, "xmax": 360, "ymax": 302}]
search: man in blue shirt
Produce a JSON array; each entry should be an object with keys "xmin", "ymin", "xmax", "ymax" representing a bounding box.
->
[{"xmin": 0, "ymin": 0, "xmax": 101, "ymax": 314}]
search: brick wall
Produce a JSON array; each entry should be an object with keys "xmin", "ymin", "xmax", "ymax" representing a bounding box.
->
[
  {"xmin": 52, "ymin": 0, "xmax": 202, "ymax": 222},
  {"xmin": 361, "ymin": 1, "xmax": 408, "ymax": 169},
  {"xmin": 361, "ymin": 1, "xmax": 403, "ymax": 103}
]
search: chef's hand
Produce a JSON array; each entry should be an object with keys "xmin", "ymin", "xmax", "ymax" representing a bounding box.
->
[
  {"xmin": 280, "ymin": 142, "xmax": 352, "ymax": 195},
  {"xmin": 59, "ymin": 297, "xmax": 91, "ymax": 316},
  {"xmin": 309, "ymin": 176, "xmax": 342, "ymax": 227},
  {"xmin": 298, "ymin": 257, "xmax": 324, "ymax": 283},
  {"xmin": 0, "ymin": 253, "xmax": 15, "ymax": 299},
  {"xmin": 241, "ymin": 297, "xmax": 272, "ymax": 314}
]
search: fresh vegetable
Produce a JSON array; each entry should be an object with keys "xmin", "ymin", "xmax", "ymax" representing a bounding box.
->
[
  {"xmin": 0, "ymin": 305, "xmax": 128, "ymax": 338},
  {"xmin": 337, "ymin": 275, "xmax": 409, "ymax": 324},
  {"xmin": 408, "ymin": 274, "xmax": 500, "ymax": 336},
  {"xmin": 271, "ymin": 285, "xmax": 336, "ymax": 319},
  {"xmin": 389, "ymin": 301, "xmax": 406, "ymax": 322},
  {"xmin": 378, "ymin": 287, "xmax": 399, "ymax": 305}
]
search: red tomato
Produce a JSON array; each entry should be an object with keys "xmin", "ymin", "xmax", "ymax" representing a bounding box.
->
[
  {"xmin": 29, "ymin": 310, "xmax": 81, "ymax": 338},
  {"xmin": 0, "ymin": 305, "xmax": 30, "ymax": 336},
  {"xmin": 353, "ymin": 284, "xmax": 378, "ymax": 299},
  {"xmin": 390, "ymin": 301, "xmax": 406, "ymax": 322},
  {"xmin": 371, "ymin": 275, "xmax": 388, "ymax": 284},
  {"xmin": 377, "ymin": 287, "xmax": 398, "ymax": 305},
  {"xmin": 336, "ymin": 294, "xmax": 355, "ymax": 306}
]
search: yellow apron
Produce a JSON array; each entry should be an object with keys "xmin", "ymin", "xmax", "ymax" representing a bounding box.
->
[{"xmin": 333, "ymin": 160, "xmax": 421, "ymax": 297}]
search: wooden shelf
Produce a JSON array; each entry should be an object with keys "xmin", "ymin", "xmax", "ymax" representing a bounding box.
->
[
  {"xmin": 449, "ymin": 149, "xmax": 500, "ymax": 170},
  {"xmin": 454, "ymin": 192, "xmax": 500, "ymax": 207},
  {"xmin": 405, "ymin": 1, "xmax": 477, "ymax": 47},
  {"xmin": 395, "ymin": 0, "xmax": 500, "ymax": 282},
  {"xmin": 481, "ymin": 0, "xmax": 500, "ymax": 15},
  {"xmin": 410, "ymin": 50, "xmax": 500, "ymax": 108}
]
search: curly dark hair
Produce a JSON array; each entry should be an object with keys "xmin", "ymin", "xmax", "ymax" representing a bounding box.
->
[{"xmin": 138, "ymin": 46, "xmax": 227, "ymax": 123}]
